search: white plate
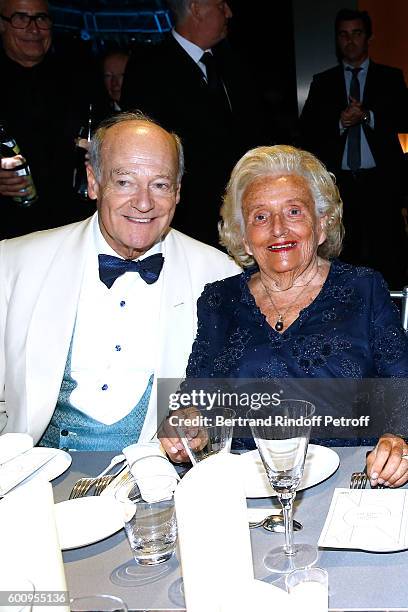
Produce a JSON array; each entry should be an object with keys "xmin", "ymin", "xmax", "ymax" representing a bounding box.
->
[
  {"xmin": 240, "ymin": 444, "xmax": 339, "ymax": 498},
  {"xmin": 28, "ymin": 448, "xmax": 72, "ymax": 482},
  {"xmin": 55, "ymin": 496, "xmax": 123, "ymax": 550}
]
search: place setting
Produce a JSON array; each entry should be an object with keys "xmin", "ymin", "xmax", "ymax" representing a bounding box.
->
[
  {"xmin": 0, "ymin": 433, "xmax": 72, "ymax": 497},
  {"xmin": 167, "ymin": 398, "xmax": 343, "ymax": 611}
]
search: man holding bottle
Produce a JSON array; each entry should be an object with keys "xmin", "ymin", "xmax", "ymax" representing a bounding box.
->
[{"xmin": 0, "ymin": 0, "xmax": 99, "ymax": 238}]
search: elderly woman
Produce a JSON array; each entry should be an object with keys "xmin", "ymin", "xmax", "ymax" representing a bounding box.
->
[{"xmin": 164, "ymin": 145, "xmax": 408, "ymax": 486}]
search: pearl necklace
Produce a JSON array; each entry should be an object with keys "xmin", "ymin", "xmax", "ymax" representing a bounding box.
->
[{"xmin": 261, "ymin": 265, "xmax": 321, "ymax": 332}]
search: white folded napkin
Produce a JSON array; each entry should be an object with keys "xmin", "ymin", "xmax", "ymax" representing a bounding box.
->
[
  {"xmin": 0, "ymin": 479, "xmax": 69, "ymax": 612},
  {"xmin": 174, "ymin": 453, "xmax": 254, "ymax": 612},
  {"xmin": 122, "ymin": 442, "xmax": 179, "ymax": 503},
  {"xmin": 0, "ymin": 433, "xmax": 33, "ymax": 464}
]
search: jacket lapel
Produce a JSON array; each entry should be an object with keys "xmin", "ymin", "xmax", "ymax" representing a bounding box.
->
[{"xmin": 25, "ymin": 216, "xmax": 95, "ymax": 442}]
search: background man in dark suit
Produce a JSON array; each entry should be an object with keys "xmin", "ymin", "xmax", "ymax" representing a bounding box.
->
[
  {"xmin": 299, "ymin": 8, "xmax": 408, "ymax": 287},
  {"xmin": 0, "ymin": 0, "xmax": 102, "ymax": 238},
  {"xmin": 121, "ymin": 0, "xmax": 267, "ymax": 247}
]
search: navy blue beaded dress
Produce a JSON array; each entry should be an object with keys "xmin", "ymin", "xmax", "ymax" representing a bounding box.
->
[{"xmin": 185, "ymin": 260, "xmax": 408, "ymax": 446}]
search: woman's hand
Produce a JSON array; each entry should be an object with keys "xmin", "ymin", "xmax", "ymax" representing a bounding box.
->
[
  {"xmin": 366, "ymin": 434, "xmax": 408, "ymax": 487},
  {"xmin": 158, "ymin": 407, "xmax": 209, "ymax": 464}
]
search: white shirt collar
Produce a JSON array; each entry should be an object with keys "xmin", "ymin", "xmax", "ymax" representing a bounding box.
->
[
  {"xmin": 343, "ymin": 57, "xmax": 370, "ymax": 73},
  {"xmin": 172, "ymin": 28, "xmax": 208, "ymax": 64},
  {"xmin": 93, "ymin": 214, "xmax": 162, "ymax": 260}
]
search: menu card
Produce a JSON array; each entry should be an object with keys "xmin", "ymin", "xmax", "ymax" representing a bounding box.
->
[{"xmin": 318, "ymin": 488, "xmax": 408, "ymax": 552}]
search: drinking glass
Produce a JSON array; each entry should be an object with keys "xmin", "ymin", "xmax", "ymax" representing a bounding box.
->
[
  {"xmin": 286, "ymin": 567, "xmax": 328, "ymax": 612},
  {"xmin": 248, "ymin": 399, "xmax": 317, "ymax": 573},
  {"xmin": 176, "ymin": 407, "xmax": 235, "ymax": 464},
  {"xmin": 115, "ymin": 473, "xmax": 177, "ymax": 565}
]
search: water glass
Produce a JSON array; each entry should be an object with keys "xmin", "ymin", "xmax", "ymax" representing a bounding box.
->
[
  {"xmin": 286, "ymin": 567, "xmax": 328, "ymax": 612},
  {"xmin": 115, "ymin": 474, "xmax": 177, "ymax": 565}
]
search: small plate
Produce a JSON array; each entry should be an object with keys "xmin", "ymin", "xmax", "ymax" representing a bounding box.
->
[
  {"xmin": 28, "ymin": 448, "xmax": 72, "ymax": 483},
  {"xmin": 55, "ymin": 496, "xmax": 123, "ymax": 550},
  {"xmin": 240, "ymin": 444, "xmax": 339, "ymax": 498}
]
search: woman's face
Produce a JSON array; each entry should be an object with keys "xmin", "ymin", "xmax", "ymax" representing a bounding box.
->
[{"xmin": 242, "ymin": 174, "xmax": 326, "ymax": 276}]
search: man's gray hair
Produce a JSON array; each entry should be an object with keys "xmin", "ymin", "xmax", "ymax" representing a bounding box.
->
[
  {"xmin": 219, "ymin": 144, "xmax": 344, "ymax": 266},
  {"xmin": 166, "ymin": 0, "xmax": 194, "ymax": 24},
  {"xmin": 89, "ymin": 110, "xmax": 184, "ymax": 184}
]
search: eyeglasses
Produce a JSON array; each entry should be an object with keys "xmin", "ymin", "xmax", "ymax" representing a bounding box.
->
[{"xmin": 0, "ymin": 12, "xmax": 52, "ymax": 30}]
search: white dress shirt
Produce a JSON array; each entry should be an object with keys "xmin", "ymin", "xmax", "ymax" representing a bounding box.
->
[
  {"xmin": 70, "ymin": 217, "xmax": 162, "ymax": 424},
  {"xmin": 172, "ymin": 28, "xmax": 210, "ymax": 79}
]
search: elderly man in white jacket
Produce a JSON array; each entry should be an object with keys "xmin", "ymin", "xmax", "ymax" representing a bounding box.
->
[{"xmin": 0, "ymin": 111, "xmax": 240, "ymax": 450}]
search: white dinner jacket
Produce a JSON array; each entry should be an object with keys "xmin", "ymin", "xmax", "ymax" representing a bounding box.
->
[{"xmin": 0, "ymin": 214, "xmax": 240, "ymax": 443}]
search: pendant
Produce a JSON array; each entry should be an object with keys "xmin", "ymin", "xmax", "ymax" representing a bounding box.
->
[{"xmin": 275, "ymin": 319, "xmax": 284, "ymax": 332}]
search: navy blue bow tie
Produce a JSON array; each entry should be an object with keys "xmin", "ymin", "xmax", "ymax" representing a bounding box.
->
[{"xmin": 98, "ymin": 253, "xmax": 164, "ymax": 288}]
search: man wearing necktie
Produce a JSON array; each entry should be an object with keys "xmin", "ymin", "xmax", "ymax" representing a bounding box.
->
[
  {"xmin": 300, "ymin": 8, "xmax": 408, "ymax": 288},
  {"xmin": 121, "ymin": 0, "xmax": 267, "ymax": 248},
  {"xmin": 0, "ymin": 111, "xmax": 240, "ymax": 450}
]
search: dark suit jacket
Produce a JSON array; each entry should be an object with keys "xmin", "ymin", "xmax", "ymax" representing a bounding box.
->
[
  {"xmin": 121, "ymin": 35, "xmax": 267, "ymax": 245},
  {"xmin": 0, "ymin": 49, "xmax": 101, "ymax": 238},
  {"xmin": 299, "ymin": 61, "xmax": 407, "ymax": 188}
]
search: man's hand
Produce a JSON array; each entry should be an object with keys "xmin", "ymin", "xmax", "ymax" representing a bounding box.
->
[
  {"xmin": 0, "ymin": 158, "xmax": 28, "ymax": 198},
  {"xmin": 158, "ymin": 407, "xmax": 209, "ymax": 464},
  {"xmin": 340, "ymin": 97, "xmax": 366, "ymax": 128},
  {"xmin": 366, "ymin": 434, "xmax": 408, "ymax": 487}
]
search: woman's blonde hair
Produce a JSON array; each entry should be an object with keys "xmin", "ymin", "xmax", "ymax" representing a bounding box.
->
[{"xmin": 219, "ymin": 144, "xmax": 344, "ymax": 267}]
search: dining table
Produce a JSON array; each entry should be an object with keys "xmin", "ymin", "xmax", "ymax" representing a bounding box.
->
[{"xmin": 53, "ymin": 446, "xmax": 408, "ymax": 612}]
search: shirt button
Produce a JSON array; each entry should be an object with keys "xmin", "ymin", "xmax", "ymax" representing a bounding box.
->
[
  {"xmin": 115, "ymin": 345, "xmax": 122, "ymax": 351},
  {"xmin": 61, "ymin": 429, "xmax": 69, "ymax": 437},
  {"xmin": 101, "ymin": 384, "xmax": 109, "ymax": 391},
  {"xmin": 120, "ymin": 300, "xmax": 126, "ymax": 307}
]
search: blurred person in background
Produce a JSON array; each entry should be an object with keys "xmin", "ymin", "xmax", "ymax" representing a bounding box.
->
[
  {"xmin": 102, "ymin": 49, "xmax": 129, "ymax": 113},
  {"xmin": 0, "ymin": 0, "xmax": 100, "ymax": 238},
  {"xmin": 121, "ymin": 0, "xmax": 269, "ymax": 248},
  {"xmin": 299, "ymin": 8, "xmax": 408, "ymax": 288}
]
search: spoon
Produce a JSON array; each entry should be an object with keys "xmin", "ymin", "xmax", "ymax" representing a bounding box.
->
[{"xmin": 249, "ymin": 515, "xmax": 303, "ymax": 532}]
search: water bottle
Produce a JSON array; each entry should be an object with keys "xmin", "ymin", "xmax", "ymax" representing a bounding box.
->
[
  {"xmin": 73, "ymin": 104, "xmax": 93, "ymax": 200},
  {"xmin": 0, "ymin": 121, "xmax": 38, "ymax": 207}
]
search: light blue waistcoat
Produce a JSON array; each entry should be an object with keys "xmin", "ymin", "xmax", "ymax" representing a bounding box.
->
[{"xmin": 39, "ymin": 337, "xmax": 152, "ymax": 451}]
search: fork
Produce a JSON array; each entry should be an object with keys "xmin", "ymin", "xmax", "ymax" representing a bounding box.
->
[
  {"xmin": 349, "ymin": 471, "xmax": 368, "ymax": 489},
  {"xmin": 93, "ymin": 474, "xmax": 116, "ymax": 496},
  {"xmin": 69, "ymin": 454, "xmax": 125, "ymax": 499}
]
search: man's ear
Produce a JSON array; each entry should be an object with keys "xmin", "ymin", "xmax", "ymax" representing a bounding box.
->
[
  {"xmin": 86, "ymin": 165, "xmax": 100, "ymax": 201},
  {"xmin": 175, "ymin": 184, "xmax": 181, "ymax": 205},
  {"xmin": 190, "ymin": 1, "xmax": 202, "ymax": 21}
]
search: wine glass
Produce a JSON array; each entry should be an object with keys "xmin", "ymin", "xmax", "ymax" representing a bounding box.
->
[{"xmin": 247, "ymin": 399, "xmax": 317, "ymax": 573}]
